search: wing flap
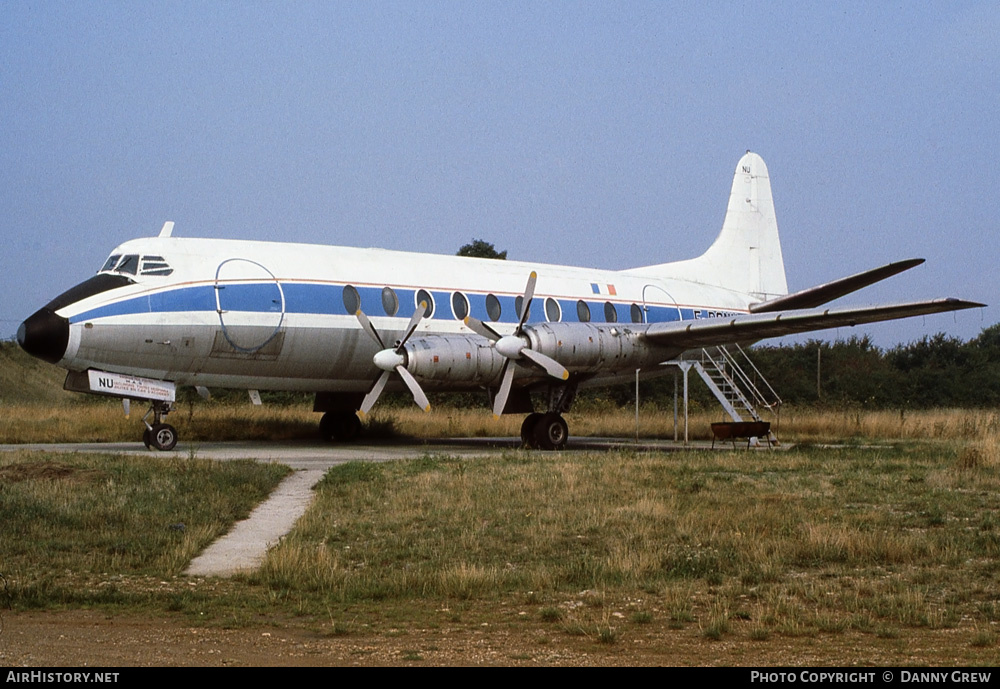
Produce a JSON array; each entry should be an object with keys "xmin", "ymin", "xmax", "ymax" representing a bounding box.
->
[{"xmin": 643, "ymin": 298, "xmax": 984, "ymax": 349}]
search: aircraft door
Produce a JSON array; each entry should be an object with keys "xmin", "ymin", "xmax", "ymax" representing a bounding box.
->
[
  {"xmin": 214, "ymin": 258, "xmax": 286, "ymax": 353},
  {"xmin": 642, "ymin": 284, "xmax": 682, "ymax": 324}
]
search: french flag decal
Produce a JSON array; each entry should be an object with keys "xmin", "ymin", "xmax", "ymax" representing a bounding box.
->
[{"xmin": 590, "ymin": 283, "xmax": 617, "ymax": 296}]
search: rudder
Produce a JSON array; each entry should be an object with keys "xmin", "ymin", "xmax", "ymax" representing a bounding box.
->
[{"xmin": 628, "ymin": 151, "xmax": 788, "ymax": 301}]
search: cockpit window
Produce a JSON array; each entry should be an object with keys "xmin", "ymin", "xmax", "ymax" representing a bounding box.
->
[
  {"xmin": 116, "ymin": 255, "xmax": 140, "ymax": 275},
  {"xmin": 100, "ymin": 255, "xmax": 121, "ymax": 272},
  {"xmin": 140, "ymin": 256, "xmax": 173, "ymax": 276},
  {"xmin": 99, "ymin": 254, "xmax": 173, "ymax": 277}
]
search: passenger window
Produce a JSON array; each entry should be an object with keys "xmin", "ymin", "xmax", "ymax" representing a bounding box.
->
[
  {"xmin": 630, "ymin": 303, "xmax": 644, "ymax": 323},
  {"xmin": 452, "ymin": 292, "xmax": 470, "ymax": 320},
  {"xmin": 604, "ymin": 302, "xmax": 618, "ymax": 323},
  {"xmin": 577, "ymin": 300, "xmax": 591, "ymax": 322},
  {"xmin": 545, "ymin": 297, "xmax": 561, "ymax": 322},
  {"xmin": 343, "ymin": 285, "xmax": 360, "ymax": 314},
  {"xmin": 416, "ymin": 289, "xmax": 434, "ymax": 318},
  {"xmin": 382, "ymin": 287, "xmax": 399, "ymax": 316},
  {"xmin": 486, "ymin": 294, "xmax": 502, "ymax": 321}
]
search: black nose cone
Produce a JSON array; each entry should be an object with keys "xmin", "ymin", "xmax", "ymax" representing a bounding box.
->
[{"xmin": 17, "ymin": 308, "xmax": 69, "ymax": 364}]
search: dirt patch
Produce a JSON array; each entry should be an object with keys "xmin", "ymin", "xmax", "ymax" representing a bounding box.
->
[{"xmin": 1, "ymin": 609, "xmax": 996, "ymax": 667}]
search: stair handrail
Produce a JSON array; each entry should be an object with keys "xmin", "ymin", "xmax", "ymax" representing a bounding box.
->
[
  {"xmin": 723, "ymin": 343, "xmax": 783, "ymax": 410},
  {"xmin": 699, "ymin": 347, "xmax": 757, "ymax": 417},
  {"xmin": 700, "ymin": 346, "xmax": 781, "ymax": 417}
]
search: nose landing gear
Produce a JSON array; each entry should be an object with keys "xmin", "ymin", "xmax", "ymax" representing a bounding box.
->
[{"xmin": 142, "ymin": 401, "xmax": 177, "ymax": 451}]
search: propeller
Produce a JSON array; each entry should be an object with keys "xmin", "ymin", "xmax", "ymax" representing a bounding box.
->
[
  {"xmin": 356, "ymin": 302, "xmax": 431, "ymax": 416},
  {"xmin": 464, "ymin": 271, "xmax": 569, "ymax": 417}
]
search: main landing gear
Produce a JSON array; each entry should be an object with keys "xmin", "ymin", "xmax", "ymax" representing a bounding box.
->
[
  {"xmin": 518, "ymin": 381, "xmax": 576, "ymax": 450},
  {"xmin": 142, "ymin": 401, "xmax": 177, "ymax": 451},
  {"xmin": 319, "ymin": 411, "xmax": 362, "ymax": 442},
  {"xmin": 520, "ymin": 412, "xmax": 569, "ymax": 451}
]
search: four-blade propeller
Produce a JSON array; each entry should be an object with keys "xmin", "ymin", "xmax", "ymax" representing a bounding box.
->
[
  {"xmin": 356, "ymin": 302, "xmax": 431, "ymax": 416},
  {"xmin": 464, "ymin": 271, "xmax": 569, "ymax": 417},
  {"xmin": 357, "ymin": 273, "xmax": 571, "ymax": 420}
]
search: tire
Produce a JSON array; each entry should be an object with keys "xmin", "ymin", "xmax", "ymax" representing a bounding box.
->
[
  {"xmin": 533, "ymin": 412, "xmax": 568, "ymax": 451},
  {"xmin": 335, "ymin": 413, "xmax": 362, "ymax": 442},
  {"xmin": 520, "ymin": 413, "xmax": 542, "ymax": 448},
  {"xmin": 320, "ymin": 412, "xmax": 362, "ymax": 442},
  {"xmin": 142, "ymin": 427, "xmax": 152, "ymax": 450},
  {"xmin": 319, "ymin": 412, "xmax": 337, "ymax": 442},
  {"xmin": 149, "ymin": 423, "xmax": 178, "ymax": 451}
]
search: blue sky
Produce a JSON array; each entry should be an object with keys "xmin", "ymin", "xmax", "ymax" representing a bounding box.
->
[{"xmin": 2, "ymin": 1, "xmax": 996, "ymax": 347}]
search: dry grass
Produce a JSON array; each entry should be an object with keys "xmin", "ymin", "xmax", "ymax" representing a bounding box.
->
[
  {"xmin": 0, "ymin": 400, "xmax": 319, "ymax": 444},
  {"xmin": 774, "ymin": 407, "xmax": 1000, "ymax": 443},
  {"xmin": 4, "ymin": 402, "xmax": 1000, "ymax": 661},
  {"xmin": 0, "ymin": 450, "xmax": 289, "ymax": 588},
  {"xmin": 4, "ymin": 397, "xmax": 1000, "ymax": 448},
  {"xmin": 246, "ymin": 439, "xmax": 1000, "ymax": 647},
  {"xmin": 392, "ymin": 405, "xmax": 1000, "ymax": 445}
]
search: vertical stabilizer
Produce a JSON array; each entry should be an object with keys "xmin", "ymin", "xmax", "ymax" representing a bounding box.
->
[{"xmin": 629, "ymin": 152, "xmax": 788, "ymax": 300}]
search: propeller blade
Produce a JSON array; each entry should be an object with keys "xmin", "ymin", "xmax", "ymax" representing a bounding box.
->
[
  {"xmin": 356, "ymin": 310, "xmax": 385, "ymax": 349},
  {"xmin": 396, "ymin": 301, "xmax": 427, "ymax": 352},
  {"xmin": 492, "ymin": 361, "xmax": 516, "ymax": 418},
  {"xmin": 355, "ymin": 303, "xmax": 430, "ymax": 416},
  {"xmin": 396, "ymin": 365, "xmax": 431, "ymax": 412},
  {"xmin": 464, "ymin": 316, "xmax": 501, "ymax": 342},
  {"xmin": 520, "ymin": 348, "xmax": 570, "ymax": 380},
  {"xmin": 359, "ymin": 370, "xmax": 392, "ymax": 417},
  {"xmin": 516, "ymin": 271, "xmax": 537, "ymax": 330}
]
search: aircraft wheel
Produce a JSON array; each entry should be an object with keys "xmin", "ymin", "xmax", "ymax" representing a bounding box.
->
[
  {"xmin": 142, "ymin": 427, "xmax": 152, "ymax": 450},
  {"xmin": 520, "ymin": 413, "xmax": 542, "ymax": 448},
  {"xmin": 149, "ymin": 423, "xmax": 178, "ymax": 452},
  {"xmin": 320, "ymin": 411, "xmax": 362, "ymax": 442},
  {"xmin": 533, "ymin": 412, "xmax": 568, "ymax": 451}
]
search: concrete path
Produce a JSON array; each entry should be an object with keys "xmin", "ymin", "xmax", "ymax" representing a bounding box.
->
[{"xmin": 185, "ymin": 468, "xmax": 326, "ymax": 577}]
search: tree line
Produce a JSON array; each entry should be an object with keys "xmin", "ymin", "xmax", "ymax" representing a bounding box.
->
[
  {"xmin": 601, "ymin": 325, "xmax": 1000, "ymax": 411},
  {"xmin": 747, "ymin": 325, "xmax": 1000, "ymax": 409}
]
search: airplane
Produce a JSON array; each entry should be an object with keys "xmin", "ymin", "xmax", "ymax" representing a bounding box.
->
[{"xmin": 16, "ymin": 152, "xmax": 984, "ymax": 451}]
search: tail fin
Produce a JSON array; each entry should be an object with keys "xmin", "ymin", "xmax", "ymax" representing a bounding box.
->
[{"xmin": 628, "ymin": 151, "xmax": 788, "ymax": 300}]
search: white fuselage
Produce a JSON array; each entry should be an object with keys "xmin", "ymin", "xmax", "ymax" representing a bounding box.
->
[{"xmin": 54, "ymin": 236, "xmax": 750, "ymax": 392}]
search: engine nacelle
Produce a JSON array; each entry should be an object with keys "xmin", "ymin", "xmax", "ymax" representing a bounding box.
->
[
  {"xmin": 402, "ymin": 335, "xmax": 506, "ymax": 384},
  {"xmin": 400, "ymin": 323, "xmax": 667, "ymax": 386},
  {"xmin": 521, "ymin": 322, "xmax": 664, "ymax": 373}
]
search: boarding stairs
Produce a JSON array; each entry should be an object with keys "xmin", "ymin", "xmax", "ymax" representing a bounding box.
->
[{"xmin": 692, "ymin": 344, "xmax": 782, "ymax": 446}]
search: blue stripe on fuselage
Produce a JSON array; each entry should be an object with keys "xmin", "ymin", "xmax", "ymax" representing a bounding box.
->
[{"xmin": 68, "ymin": 282, "xmax": 697, "ymax": 325}]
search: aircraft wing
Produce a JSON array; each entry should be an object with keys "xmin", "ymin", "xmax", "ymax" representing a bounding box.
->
[
  {"xmin": 749, "ymin": 259, "xmax": 925, "ymax": 313},
  {"xmin": 642, "ymin": 298, "xmax": 984, "ymax": 350}
]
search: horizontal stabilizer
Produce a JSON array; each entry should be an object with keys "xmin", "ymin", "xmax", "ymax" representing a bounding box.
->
[
  {"xmin": 750, "ymin": 259, "xmax": 925, "ymax": 313},
  {"xmin": 643, "ymin": 298, "xmax": 985, "ymax": 350}
]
